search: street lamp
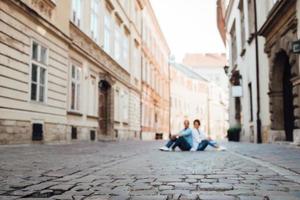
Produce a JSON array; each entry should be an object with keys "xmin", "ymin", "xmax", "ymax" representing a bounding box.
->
[{"xmin": 223, "ymin": 65, "xmax": 230, "ymax": 75}]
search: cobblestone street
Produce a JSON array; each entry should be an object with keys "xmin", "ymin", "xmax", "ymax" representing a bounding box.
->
[{"xmin": 1, "ymin": 141, "xmax": 300, "ymax": 200}]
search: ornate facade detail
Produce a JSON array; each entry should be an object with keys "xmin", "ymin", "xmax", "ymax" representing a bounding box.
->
[
  {"xmin": 260, "ymin": 0, "xmax": 299, "ymax": 141},
  {"xmin": 30, "ymin": 0, "xmax": 56, "ymax": 19},
  {"xmin": 69, "ymin": 23, "xmax": 131, "ymax": 86}
]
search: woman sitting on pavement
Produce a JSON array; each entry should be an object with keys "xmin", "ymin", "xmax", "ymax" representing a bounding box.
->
[{"xmin": 191, "ymin": 119, "xmax": 226, "ymax": 151}]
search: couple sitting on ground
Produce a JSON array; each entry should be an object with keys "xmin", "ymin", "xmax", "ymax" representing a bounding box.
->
[{"xmin": 160, "ymin": 119, "xmax": 226, "ymax": 152}]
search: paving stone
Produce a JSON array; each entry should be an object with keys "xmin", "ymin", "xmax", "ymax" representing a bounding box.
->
[
  {"xmin": 168, "ymin": 182, "xmax": 196, "ymax": 190},
  {"xmin": 130, "ymin": 189, "xmax": 158, "ymax": 196},
  {"xmin": 50, "ymin": 184, "xmax": 75, "ymax": 191},
  {"xmin": 84, "ymin": 195, "xmax": 110, "ymax": 200},
  {"xmin": 238, "ymin": 196, "xmax": 263, "ymax": 200},
  {"xmin": 159, "ymin": 185, "xmax": 174, "ymax": 190},
  {"xmin": 131, "ymin": 195, "xmax": 167, "ymax": 200},
  {"xmin": 111, "ymin": 186, "xmax": 130, "ymax": 196},
  {"xmin": 197, "ymin": 194, "xmax": 236, "ymax": 200},
  {"xmin": 197, "ymin": 183, "xmax": 233, "ymax": 191},
  {"xmin": 159, "ymin": 189, "xmax": 190, "ymax": 196}
]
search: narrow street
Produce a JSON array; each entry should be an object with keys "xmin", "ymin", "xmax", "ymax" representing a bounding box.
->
[{"xmin": 1, "ymin": 142, "xmax": 300, "ymax": 200}]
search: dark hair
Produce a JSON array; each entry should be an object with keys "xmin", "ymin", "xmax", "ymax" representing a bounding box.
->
[{"xmin": 193, "ymin": 119, "xmax": 201, "ymax": 125}]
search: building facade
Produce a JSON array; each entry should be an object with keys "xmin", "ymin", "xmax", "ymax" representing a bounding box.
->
[
  {"xmin": 140, "ymin": 1, "xmax": 170, "ymax": 140},
  {"xmin": 170, "ymin": 62, "xmax": 228, "ymax": 140},
  {"xmin": 170, "ymin": 62, "xmax": 210, "ymax": 135},
  {"xmin": 0, "ymin": 0, "xmax": 169, "ymax": 144},
  {"xmin": 218, "ymin": 0, "xmax": 300, "ymax": 144},
  {"xmin": 182, "ymin": 53, "xmax": 229, "ymax": 139}
]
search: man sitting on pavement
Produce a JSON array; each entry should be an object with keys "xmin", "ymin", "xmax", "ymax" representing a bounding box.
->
[{"xmin": 159, "ymin": 120, "xmax": 193, "ymax": 151}]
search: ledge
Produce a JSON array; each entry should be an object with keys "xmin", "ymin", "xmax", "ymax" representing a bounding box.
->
[
  {"xmin": 87, "ymin": 115, "xmax": 99, "ymax": 119},
  {"xmin": 67, "ymin": 111, "xmax": 83, "ymax": 116}
]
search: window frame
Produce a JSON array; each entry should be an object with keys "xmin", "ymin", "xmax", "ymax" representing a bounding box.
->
[
  {"xmin": 114, "ymin": 87, "xmax": 120, "ymax": 122},
  {"xmin": 239, "ymin": 0, "xmax": 246, "ymax": 52},
  {"xmin": 29, "ymin": 40, "xmax": 48, "ymax": 104},
  {"xmin": 72, "ymin": 0, "xmax": 82, "ymax": 27},
  {"xmin": 122, "ymin": 34, "xmax": 129, "ymax": 71},
  {"xmin": 69, "ymin": 63, "xmax": 82, "ymax": 112},
  {"xmin": 122, "ymin": 90, "xmax": 129, "ymax": 123},
  {"xmin": 88, "ymin": 73, "xmax": 98, "ymax": 116},
  {"xmin": 114, "ymin": 25, "xmax": 122, "ymax": 62},
  {"xmin": 90, "ymin": 0, "xmax": 100, "ymax": 43},
  {"xmin": 104, "ymin": 12, "xmax": 112, "ymax": 54}
]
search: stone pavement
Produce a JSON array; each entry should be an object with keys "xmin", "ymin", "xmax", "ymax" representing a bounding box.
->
[{"xmin": 0, "ymin": 141, "xmax": 300, "ymax": 200}]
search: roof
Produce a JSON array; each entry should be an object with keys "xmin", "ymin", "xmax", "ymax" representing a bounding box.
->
[
  {"xmin": 182, "ymin": 53, "xmax": 226, "ymax": 68},
  {"xmin": 171, "ymin": 62, "xmax": 210, "ymax": 82}
]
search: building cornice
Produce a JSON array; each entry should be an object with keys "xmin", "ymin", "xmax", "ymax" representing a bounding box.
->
[
  {"xmin": 7, "ymin": 0, "xmax": 71, "ymax": 46},
  {"xmin": 69, "ymin": 23, "xmax": 131, "ymax": 86},
  {"xmin": 258, "ymin": 0, "xmax": 297, "ymax": 54},
  {"xmin": 259, "ymin": 0, "xmax": 297, "ymax": 37}
]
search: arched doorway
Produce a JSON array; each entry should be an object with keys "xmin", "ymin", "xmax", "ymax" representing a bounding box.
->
[
  {"xmin": 270, "ymin": 50, "xmax": 294, "ymax": 141},
  {"xmin": 98, "ymin": 77, "xmax": 114, "ymax": 139}
]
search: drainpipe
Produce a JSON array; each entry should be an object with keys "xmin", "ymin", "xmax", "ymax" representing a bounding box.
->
[
  {"xmin": 140, "ymin": 12, "xmax": 144, "ymax": 141},
  {"xmin": 168, "ymin": 58, "xmax": 172, "ymax": 138},
  {"xmin": 254, "ymin": 0, "xmax": 262, "ymax": 143}
]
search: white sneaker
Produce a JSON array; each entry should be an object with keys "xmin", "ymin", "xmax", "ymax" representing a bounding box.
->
[
  {"xmin": 217, "ymin": 146, "xmax": 227, "ymax": 151},
  {"xmin": 159, "ymin": 146, "xmax": 171, "ymax": 151}
]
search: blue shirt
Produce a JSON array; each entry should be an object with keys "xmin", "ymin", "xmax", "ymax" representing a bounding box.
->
[{"xmin": 179, "ymin": 128, "xmax": 193, "ymax": 147}]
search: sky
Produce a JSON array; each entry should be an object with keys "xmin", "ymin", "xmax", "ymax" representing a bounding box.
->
[{"xmin": 150, "ymin": 0, "xmax": 226, "ymax": 61}]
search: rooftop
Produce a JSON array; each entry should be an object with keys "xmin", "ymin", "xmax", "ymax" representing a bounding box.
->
[
  {"xmin": 171, "ymin": 62, "xmax": 209, "ymax": 82},
  {"xmin": 182, "ymin": 53, "xmax": 226, "ymax": 68}
]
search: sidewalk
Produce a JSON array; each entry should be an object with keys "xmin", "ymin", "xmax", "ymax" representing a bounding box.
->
[{"xmin": 228, "ymin": 142, "xmax": 300, "ymax": 175}]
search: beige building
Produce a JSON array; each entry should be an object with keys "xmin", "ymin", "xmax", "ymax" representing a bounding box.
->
[
  {"xmin": 0, "ymin": 0, "xmax": 169, "ymax": 144},
  {"xmin": 182, "ymin": 53, "xmax": 229, "ymax": 139},
  {"xmin": 170, "ymin": 61, "xmax": 228, "ymax": 140},
  {"xmin": 217, "ymin": 0, "xmax": 300, "ymax": 145},
  {"xmin": 140, "ymin": 0, "xmax": 170, "ymax": 140},
  {"xmin": 170, "ymin": 62, "xmax": 209, "ymax": 134}
]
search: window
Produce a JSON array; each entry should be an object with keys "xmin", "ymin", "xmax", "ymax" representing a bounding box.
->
[
  {"xmin": 144, "ymin": 59, "xmax": 147, "ymax": 81},
  {"xmin": 132, "ymin": 43, "xmax": 140, "ymax": 78},
  {"xmin": 122, "ymin": 91, "xmax": 129, "ymax": 123},
  {"xmin": 30, "ymin": 41, "xmax": 48, "ymax": 103},
  {"xmin": 248, "ymin": 82, "xmax": 253, "ymax": 122},
  {"xmin": 123, "ymin": 34, "xmax": 129, "ymax": 71},
  {"xmin": 72, "ymin": 0, "xmax": 81, "ymax": 27},
  {"xmin": 32, "ymin": 123, "xmax": 43, "ymax": 141},
  {"xmin": 70, "ymin": 64, "xmax": 81, "ymax": 111},
  {"xmin": 247, "ymin": 0, "xmax": 255, "ymax": 37},
  {"xmin": 114, "ymin": 88, "xmax": 129, "ymax": 123},
  {"xmin": 91, "ymin": 0, "xmax": 100, "ymax": 43},
  {"xmin": 239, "ymin": 0, "xmax": 246, "ymax": 50},
  {"xmin": 230, "ymin": 22, "xmax": 237, "ymax": 65},
  {"xmin": 104, "ymin": 13, "xmax": 111, "ymax": 54},
  {"xmin": 114, "ymin": 26, "xmax": 121, "ymax": 62},
  {"xmin": 114, "ymin": 88, "xmax": 120, "ymax": 121},
  {"xmin": 88, "ymin": 75, "xmax": 97, "ymax": 116}
]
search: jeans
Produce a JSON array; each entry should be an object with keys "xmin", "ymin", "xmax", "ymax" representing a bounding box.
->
[
  {"xmin": 208, "ymin": 140, "xmax": 218, "ymax": 148},
  {"xmin": 197, "ymin": 140, "xmax": 209, "ymax": 151},
  {"xmin": 165, "ymin": 137, "xmax": 191, "ymax": 151}
]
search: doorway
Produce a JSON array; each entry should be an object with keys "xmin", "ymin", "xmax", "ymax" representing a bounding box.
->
[
  {"xmin": 271, "ymin": 50, "xmax": 294, "ymax": 141},
  {"xmin": 98, "ymin": 80, "xmax": 111, "ymax": 137}
]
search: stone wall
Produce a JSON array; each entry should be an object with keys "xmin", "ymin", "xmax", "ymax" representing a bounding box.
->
[
  {"xmin": 0, "ymin": 119, "xmax": 99, "ymax": 144},
  {"xmin": 0, "ymin": 120, "xmax": 31, "ymax": 144}
]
